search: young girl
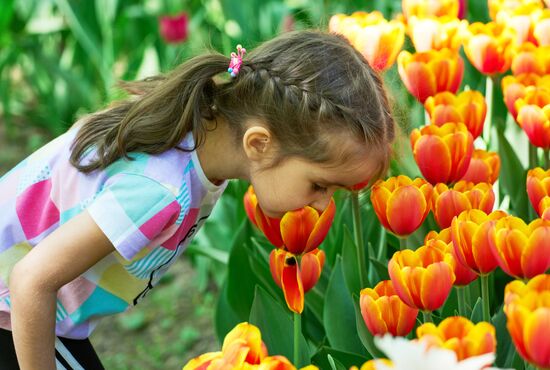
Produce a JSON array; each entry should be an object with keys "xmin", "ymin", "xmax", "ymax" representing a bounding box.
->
[{"xmin": 0, "ymin": 30, "xmax": 395, "ymax": 369}]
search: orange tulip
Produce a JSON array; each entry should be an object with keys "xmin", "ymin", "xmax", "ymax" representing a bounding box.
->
[
  {"xmin": 270, "ymin": 248, "xmax": 325, "ymax": 314},
  {"xmin": 244, "ymin": 185, "xmax": 259, "ymax": 227},
  {"xmin": 351, "ymin": 359, "xmax": 393, "ymax": 370},
  {"xmin": 360, "ymin": 280, "xmax": 419, "ymax": 337},
  {"xmin": 431, "ymin": 181, "xmax": 495, "ymax": 229},
  {"xmin": 460, "ymin": 149, "xmax": 500, "ymax": 185},
  {"xmin": 245, "ymin": 186, "xmax": 336, "ymax": 254},
  {"xmin": 407, "ymin": 16, "xmax": 467, "ymax": 52},
  {"xmin": 462, "ymin": 22, "xmax": 515, "ymax": 75},
  {"xmin": 534, "ymin": 10, "xmax": 550, "ymax": 46},
  {"xmin": 451, "ymin": 209, "xmax": 507, "ymax": 275},
  {"xmin": 495, "ymin": 3, "xmax": 545, "ymax": 45},
  {"xmin": 410, "ymin": 122, "xmax": 474, "ymax": 185},
  {"xmin": 489, "ymin": 217, "xmax": 550, "ymax": 279},
  {"xmin": 502, "ymin": 73, "xmax": 549, "ymax": 120},
  {"xmin": 504, "ymin": 274, "xmax": 550, "ymax": 369},
  {"xmin": 388, "ymin": 239, "xmax": 456, "ymax": 311},
  {"xmin": 516, "ymin": 104, "xmax": 550, "ymax": 149},
  {"xmin": 329, "ymin": 11, "xmax": 405, "ymax": 72},
  {"xmin": 425, "ymin": 228, "xmax": 478, "ymax": 286},
  {"xmin": 370, "ymin": 175, "xmax": 433, "ymax": 237},
  {"xmin": 402, "ymin": 0, "xmax": 459, "ymax": 21},
  {"xmin": 183, "ymin": 322, "xmax": 268, "ymax": 369},
  {"xmin": 398, "ymin": 48, "xmax": 464, "ymax": 103},
  {"xmin": 527, "ymin": 167, "xmax": 550, "ymax": 218},
  {"xmin": 416, "ymin": 316, "xmax": 496, "ymax": 361},
  {"xmin": 540, "ymin": 196, "xmax": 550, "ymax": 221},
  {"xmin": 488, "ymin": 0, "xmax": 543, "ymax": 21},
  {"xmin": 511, "ymin": 43, "xmax": 550, "ymax": 76},
  {"xmin": 425, "ymin": 91, "xmax": 487, "ymax": 139}
]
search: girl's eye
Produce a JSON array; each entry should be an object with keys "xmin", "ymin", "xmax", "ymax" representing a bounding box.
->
[{"xmin": 312, "ymin": 183, "xmax": 328, "ymax": 193}]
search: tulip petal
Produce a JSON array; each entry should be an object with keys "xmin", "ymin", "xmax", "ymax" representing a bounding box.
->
[
  {"xmin": 300, "ymin": 249, "xmax": 324, "ymax": 292},
  {"xmin": 524, "ymin": 308, "xmax": 550, "ymax": 367},
  {"xmin": 255, "ymin": 208, "xmax": 284, "ymax": 248},
  {"xmin": 386, "ymin": 185, "xmax": 428, "ymax": 236},
  {"xmin": 413, "ymin": 134, "xmax": 452, "ymax": 184},
  {"xmin": 280, "ymin": 207, "xmax": 318, "ymax": 254},
  {"xmin": 281, "ymin": 256, "xmax": 304, "ymax": 313},
  {"xmin": 305, "ymin": 199, "xmax": 336, "ymax": 253},
  {"xmin": 521, "ymin": 225, "xmax": 550, "ymax": 279}
]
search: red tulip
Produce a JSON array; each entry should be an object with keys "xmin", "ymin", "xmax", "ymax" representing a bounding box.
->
[
  {"xmin": 424, "ymin": 90, "xmax": 487, "ymax": 139},
  {"xmin": 489, "ymin": 217, "xmax": 550, "ymax": 279},
  {"xmin": 370, "ymin": 175, "xmax": 433, "ymax": 237},
  {"xmin": 269, "ymin": 248, "xmax": 325, "ymax": 314},
  {"xmin": 388, "ymin": 239, "xmax": 456, "ymax": 311},
  {"xmin": 432, "ymin": 181, "xmax": 495, "ymax": 229},
  {"xmin": 425, "ymin": 228, "xmax": 478, "ymax": 286},
  {"xmin": 460, "ymin": 149, "xmax": 501, "ymax": 185},
  {"xmin": 451, "ymin": 209, "xmax": 507, "ymax": 275},
  {"xmin": 159, "ymin": 13, "xmax": 189, "ymax": 44},
  {"xmin": 244, "ymin": 186, "xmax": 336, "ymax": 255},
  {"xmin": 360, "ymin": 280, "xmax": 419, "ymax": 337},
  {"xmin": 502, "ymin": 73, "xmax": 547, "ymax": 120},
  {"xmin": 410, "ymin": 122, "xmax": 474, "ymax": 185},
  {"xmin": 516, "ymin": 104, "xmax": 550, "ymax": 149},
  {"xmin": 527, "ymin": 167, "xmax": 550, "ymax": 218},
  {"xmin": 398, "ymin": 48, "xmax": 464, "ymax": 103}
]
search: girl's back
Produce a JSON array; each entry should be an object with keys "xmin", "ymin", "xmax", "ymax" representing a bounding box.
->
[{"xmin": 0, "ymin": 124, "xmax": 226, "ymax": 338}]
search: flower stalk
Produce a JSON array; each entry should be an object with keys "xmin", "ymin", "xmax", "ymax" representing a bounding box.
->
[
  {"xmin": 422, "ymin": 311, "xmax": 433, "ymax": 323},
  {"xmin": 293, "ymin": 312, "xmax": 301, "ymax": 366},
  {"xmin": 481, "ymin": 274, "xmax": 491, "ymax": 322},
  {"xmin": 483, "ymin": 76, "xmax": 494, "ymax": 149},
  {"xmin": 457, "ymin": 286, "xmax": 467, "ymax": 317},
  {"xmin": 351, "ymin": 192, "xmax": 368, "ymax": 287}
]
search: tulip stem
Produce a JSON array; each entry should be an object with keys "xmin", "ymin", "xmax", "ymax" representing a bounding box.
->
[
  {"xmin": 529, "ymin": 144, "xmax": 538, "ymax": 169},
  {"xmin": 351, "ymin": 192, "xmax": 368, "ymax": 287},
  {"xmin": 399, "ymin": 237, "xmax": 407, "ymax": 251},
  {"xmin": 483, "ymin": 76, "xmax": 494, "ymax": 149},
  {"xmin": 422, "ymin": 311, "xmax": 433, "ymax": 323},
  {"xmin": 293, "ymin": 312, "xmax": 301, "ymax": 366},
  {"xmin": 457, "ymin": 286, "xmax": 467, "ymax": 317},
  {"xmin": 481, "ymin": 275, "xmax": 491, "ymax": 322},
  {"xmin": 544, "ymin": 149, "xmax": 549, "ymax": 169}
]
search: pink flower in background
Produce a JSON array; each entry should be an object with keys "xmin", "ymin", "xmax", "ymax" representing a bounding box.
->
[{"xmin": 159, "ymin": 13, "xmax": 189, "ymax": 44}]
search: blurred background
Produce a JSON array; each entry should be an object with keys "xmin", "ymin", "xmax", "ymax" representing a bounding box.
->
[{"xmin": 0, "ymin": 0, "xmax": 491, "ymax": 368}]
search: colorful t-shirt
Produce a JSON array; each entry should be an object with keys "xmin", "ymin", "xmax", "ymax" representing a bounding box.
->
[{"xmin": 0, "ymin": 125, "xmax": 227, "ymax": 339}]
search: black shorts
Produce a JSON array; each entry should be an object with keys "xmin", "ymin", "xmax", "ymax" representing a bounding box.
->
[{"xmin": 0, "ymin": 328, "xmax": 104, "ymax": 370}]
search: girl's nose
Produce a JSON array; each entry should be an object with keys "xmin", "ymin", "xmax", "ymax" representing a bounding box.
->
[{"xmin": 311, "ymin": 195, "xmax": 332, "ymax": 212}]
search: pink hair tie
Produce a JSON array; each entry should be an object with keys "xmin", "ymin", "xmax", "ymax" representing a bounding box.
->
[{"xmin": 228, "ymin": 44, "xmax": 246, "ymax": 77}]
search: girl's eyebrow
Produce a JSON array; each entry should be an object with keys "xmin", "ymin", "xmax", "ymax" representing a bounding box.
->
[{"xmin": 317, "ymin": 178, "xmax": 347, "ymax": 187}]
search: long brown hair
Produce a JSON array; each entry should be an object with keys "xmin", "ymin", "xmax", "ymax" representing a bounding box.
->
[{"xmin": 70, "ymin": 30, "xmax": 395, "ymax": 174}]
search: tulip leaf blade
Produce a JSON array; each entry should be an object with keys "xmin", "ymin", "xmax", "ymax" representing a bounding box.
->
[
  {"xmin": 352, "ymin": 293, "xmax": 385, "ymax": 359},
  {"xmin": 226, "ymin": 219, "xmax": 258, "ymax": 321},
  {"xmin": 342, "ymin": 225, "xmax": 367, "ymax": 297},
  {"xmin": 327, "ymin": 354, "xmax": 347, "ymax": 370},
  {"xmin": 492, "ymin": 304, "xmax": 519, "ymax": 369},
  {"xmin": 214, "ymin": 280, "xmax": 242, "ymax": 344},
  {"xmin": 323, "ymin": 257, "xmax": 369, "ymax": 356},
  {"xmin": 470, "ymin": 297, "xmax": 483, "ymax": 324},
  {"xmin": 311, "ymin": 347, "xmax": 368, "ymax": 370},
  {"xmin": 497, "ymin": 129, "xmax": 529, "ymax": 220},
  {"xmin": 368, "ymin": 256, "xmax": 390, "ymax": 282},
  {"xmin": 249, "ymin": 285, "xmax": 311, "ymax": 366}
]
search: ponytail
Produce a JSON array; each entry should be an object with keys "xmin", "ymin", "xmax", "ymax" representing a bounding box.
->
[{"xmin": 70, "ymin": 53, "xmax": 228, "ymax": 173}]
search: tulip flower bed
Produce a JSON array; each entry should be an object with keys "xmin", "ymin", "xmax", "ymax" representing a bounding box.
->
[{"xmin": 183, "ymin": 1, "xmax": 550, "ymax": 369}]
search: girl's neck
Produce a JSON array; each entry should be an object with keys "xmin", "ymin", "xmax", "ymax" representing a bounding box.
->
[{"xmin": 195, "ymin": 117, "xmax": 248, "ymax": 183}]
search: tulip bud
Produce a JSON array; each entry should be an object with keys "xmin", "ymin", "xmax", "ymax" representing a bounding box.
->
[
  {"xmin": 370, "ymin": 175, "xmax": 433, "ymax": 237},
  {"xmin": 159, "ymin": 13, "xmax": 189, "ymax": 44},
  {"xmin": 410, "ymin": 122, "xmax": 474, "ymax": 185},
  {"xmin": 360, "ymin": 280, "xmax": 419, "ymax": 337},
  {"xmin": 460, "ymin": 149, "xmax": 501, "ymax": 185},
  {"xmin": 527, "ymin": 167, "xmax": 550, "ymax": 218}
]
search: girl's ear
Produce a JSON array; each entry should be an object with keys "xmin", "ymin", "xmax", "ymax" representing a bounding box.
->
[{"xmin": 242, "ymin": 125, "xmax": 275, "ymax": 161}]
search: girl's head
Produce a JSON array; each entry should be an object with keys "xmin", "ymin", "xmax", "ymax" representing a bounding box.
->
[{"xmin": 71, "ymin": 30, "xmax": 394, "ymax": 214}]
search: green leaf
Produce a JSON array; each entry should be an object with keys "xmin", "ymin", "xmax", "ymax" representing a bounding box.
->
[
  {"xmin": 311, "ymin": 347, "xmax": 369, "ymax": 370},
  {"xmin": 323, "ymin": 257, "xmax": 369, "ymax": 356},
  {"xmin": 470, "ymin": 297, "xmax": 483, "ymax": 324},
  {"xmin": 342, "ymin": 225, "xmax": 366, "ymax": 297},
  {"xmin": 226, "ymin": 220, "xmax": 258, "ymax": 320},
  {"xmin": 369, "ymin": 257, "xmax": 389, "ymax": 282},
  {"xmin": 352, "ymin": 293, "xmax": 384, "ymax": 359},
  {"xmin": 249, "ymin": 286, "xmax": 310, "ymax": 367},
  {"xmin": 328, "ymin": 354, "xmax": 348, "ymax": 370},
  {"xmin": 497, "ymin": 129, "xmax": 529, "ymax": 220},
  {"xmin": 492, "ymin": 304, "xmax": 516, "ymax": 368},
  {"xmin": 215, "ymin": 280, "xmax": 241, "ymax": 344}
]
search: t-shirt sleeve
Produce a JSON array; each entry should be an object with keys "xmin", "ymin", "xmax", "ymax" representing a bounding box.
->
[{"xmin": 86, "ymin": 174, "xmax": 181, "ymax": 260}]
